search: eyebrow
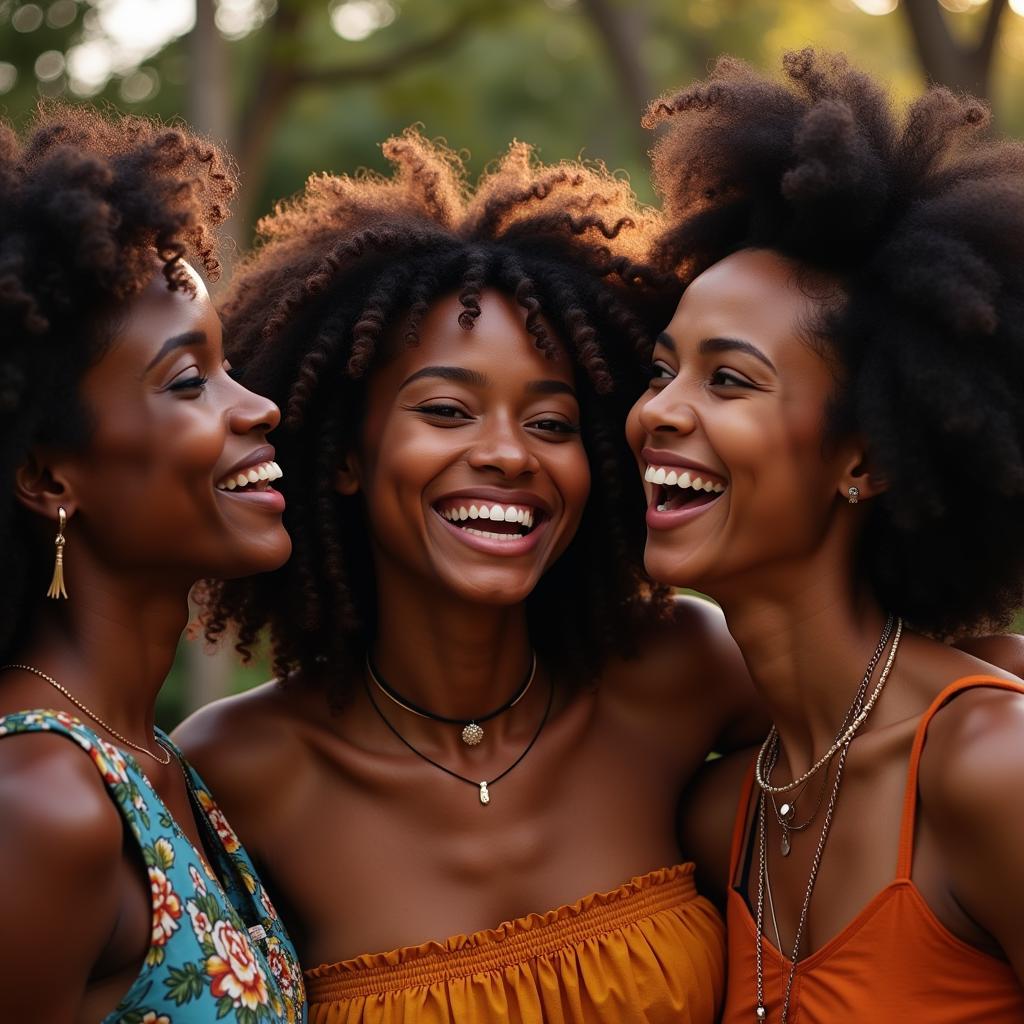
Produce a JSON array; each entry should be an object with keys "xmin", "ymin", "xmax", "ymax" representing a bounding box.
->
[
  {"xmin": 699, "ymin": 337, "xmax": 777, "ymax": 373},
  {"xmin": 144, "ymin": 330, "xmax": 206, "ymax": 374},
  {"xmin": 400, "ymin": 365, "xmax": 576, "ymax": 397}
]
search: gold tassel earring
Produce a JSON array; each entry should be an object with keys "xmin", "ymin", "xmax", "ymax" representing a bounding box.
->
[{"xmin": 46, "ymin": 506, "xmax": 68, "ymax": 600}]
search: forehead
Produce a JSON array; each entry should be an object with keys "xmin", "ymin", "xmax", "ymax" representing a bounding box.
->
[
  {"xmin": 671, "ymin": 248, "xmax": 827, "ymax": 347},
  {"xmin": 383, "ymin": 288, "xmax": 574, "ymax": 384}
]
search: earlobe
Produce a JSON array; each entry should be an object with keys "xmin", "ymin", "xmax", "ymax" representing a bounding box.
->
[{"xmin": 13, "ymin": 450, "xmax": 77, "ymax": 522}]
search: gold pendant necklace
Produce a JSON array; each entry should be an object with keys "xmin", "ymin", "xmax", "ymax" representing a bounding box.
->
[{"xmin": 1, "ymin": 663, "xmax": 171, "ymax": 766}]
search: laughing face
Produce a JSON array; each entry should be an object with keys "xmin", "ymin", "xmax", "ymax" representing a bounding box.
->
[
  {"xmin": 338, "ymin": 288, "xmax": 590, "ymax": 606},
  {"xmin": 56, "ymin": 264, "xmax": 292, "ymax": 584},
  {"xmin": 626, "ymin": 248, "xmax": 859, "ymax": 598}
]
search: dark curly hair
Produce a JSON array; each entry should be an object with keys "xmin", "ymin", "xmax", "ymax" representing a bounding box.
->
[
  {"xmin": 644, "ymin": 49, "xmax": 1024, "ymax": 636},
  {"xmin": 201, "ymin": 129, "xmax": 675, "ymax": 693},
  {"xmin": 0, "ymin": 103, "xmax": 235, "ymax": 661}
]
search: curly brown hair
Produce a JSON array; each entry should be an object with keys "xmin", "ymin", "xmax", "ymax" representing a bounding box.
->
[
  {"xmin": 0, "ymin": 102, "xmax": 236, "ymax": 660},
  {"xmin": 201, "ymin": 129, "xmax": 675, "ymax": 693},
  {"xmin": 644, "ymin": 50, "xmax": 1024, "ymax": 636}
]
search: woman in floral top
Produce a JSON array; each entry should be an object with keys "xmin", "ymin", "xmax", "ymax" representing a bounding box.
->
[{"xmin": 0, "ymin": 105, "xmax": 304, "ymax": 1021}]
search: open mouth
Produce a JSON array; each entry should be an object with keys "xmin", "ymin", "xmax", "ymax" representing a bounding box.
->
[
  {"xmin": 216, "ymin": 460, "xmax": 283, "ymax": 494},
  {"xmin": 433, "ymin": 500, "xmax": 543, "ymax": 542},
  {"xmin": 644, "ymin": 465, "xmax": 726, "ymax": 513}
]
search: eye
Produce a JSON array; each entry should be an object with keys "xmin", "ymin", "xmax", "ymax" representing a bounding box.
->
[
  {"xmin": 526, "ymin": 418, "xmax": 581, "ymax": 437},
  {"xmin": 709, "ymin": 368, "xmax": 754, "ymax": 389},
  {"xmin": 166, "ymin": 370, "xmax": 209, "ymax": 394},
  {"xmin": 414, "ymin": 403, "xmax": 472, "ymax": 422},
  {"xmin": 645, "ymin": 361, "xmax": 676, "ymax": 387}
]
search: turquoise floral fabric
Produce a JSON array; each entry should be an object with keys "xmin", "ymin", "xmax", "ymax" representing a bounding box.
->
[{"xmin": 0, "ymin": 709, "xmax": 306, "ymax": 1023}]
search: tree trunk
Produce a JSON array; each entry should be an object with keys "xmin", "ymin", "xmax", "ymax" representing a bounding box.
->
[{"xmin": 900, "ymin": 0, "xmax": 1007, "ymax": 100}]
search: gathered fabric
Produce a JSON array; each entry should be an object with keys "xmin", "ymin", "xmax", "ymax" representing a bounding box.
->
[
  {"xmin": 306, "ymin": 863, "xmax": 724, "ymax": 1024},
  {"xmin": 722, "ymin": 675, "xmax": 1024, "ymax": 1024}
]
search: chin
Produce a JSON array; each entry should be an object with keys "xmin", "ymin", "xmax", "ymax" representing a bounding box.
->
[{"xmin": 222, "ymin": 532, "xmax": 293, "ymax": 579}]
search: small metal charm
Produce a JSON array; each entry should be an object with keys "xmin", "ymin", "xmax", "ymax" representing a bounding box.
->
[
  {"xmin": 479, "ymin": 781, "xmax": 490, "ymax": 805},
  {"xmin": 847, "ymin": 485, "xmax": 860, "ymax": 505},
  {"xmin": 780, "ymin": 829, "xmax": 791, "ymax": 857},
  {"xmin": 756, "ymin": 1006, "xmax": 767, "ymax": 1021},
  {"xmin": 779, "ymin": 802, "xmax": 794, "ymax": 821},
  {"xmin": 462, "ymin": 722, "xmax": 484, "ymax": 746}
]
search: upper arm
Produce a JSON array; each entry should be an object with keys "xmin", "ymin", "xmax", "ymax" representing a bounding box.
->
[
  {"xmin": 0, "ymin": 736, "xmax": 124, "ymax": 1019},
  {"xmin": 920, "ymin": 689, "xmax": 1024, "ymax": 981},
  {"xmin": 678, "ymin": 748, "xmax": 753, "ymax": 908}
]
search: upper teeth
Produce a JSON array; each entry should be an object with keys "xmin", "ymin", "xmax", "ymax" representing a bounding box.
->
[
  {"xmin": 644, "ymin": 465, "xmax": 725, "ymax": 493},
  {"xmin": 440, "ymin": 503, "xmax": 535, "ymax": 528},
  {"xmin": 216, "ymin": 460, "xmax": 283, "ymax": 491}
]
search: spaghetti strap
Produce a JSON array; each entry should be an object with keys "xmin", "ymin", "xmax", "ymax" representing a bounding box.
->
[
  {"xmin": 728, "ymin": 759, "xmax": 757, "ymax": 886},
  {"xmin": 896, "ymin": 674, "xmax": 1024, "ymax": 879}
]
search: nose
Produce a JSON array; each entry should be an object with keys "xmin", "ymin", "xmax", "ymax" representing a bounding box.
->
[
  {"xmin": 635, "ymin": 380, "xmax": 698, "ymax": 438},
  {"xmin": 466, "ymin": 413, "xmax": 539, "ymax": 479},
  {"xmin": 229, "ymin": 377, "xmax": 281, "ymax": 437}
]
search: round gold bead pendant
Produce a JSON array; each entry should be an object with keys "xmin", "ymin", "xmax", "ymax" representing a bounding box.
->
[{"xmin": 462, "ymin": 722, "xmax": 484, "ymax": 746}]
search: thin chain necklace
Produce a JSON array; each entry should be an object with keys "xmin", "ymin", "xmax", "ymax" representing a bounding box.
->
[
  {"xmin": 366, "ymin": 652, "xmax": 536, "ymax": 747},
  {"xmin": 753, "ymin": 617, "xmax": 903, "ymax": 1023},
  {"xmin": 755, "ymin": 616, "xmax": 898, "ymax": 795},
  {"xmin": 764, "ymin": 615, "xmax": 893, "ymax": 856},
  {"xmin": 1, "ymin": 662, "xmax": 171, "ymax": 766},
  {"xmin": 364, "ymin": 667, "xmax": 553, "ymax": 805}
]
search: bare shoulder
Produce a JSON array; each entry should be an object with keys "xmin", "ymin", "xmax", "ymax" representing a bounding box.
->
[
  {"xmin": 173, "ymin": 679, "xmax": 310, "ymax": 821},
  {"xmin": 919, "ymin": 676, "xmax": 1024, "ymax": 814},
  {"xmin": 0, "ymin": 734, "xmax": 124, "ymax": 1009},
  {"xmin": 678, "ymin": 748, "xmax": 755, "ymax": 907},
  {"xmin": 607, "ymin": 594, "xmax": 763, "ymax": 751}
]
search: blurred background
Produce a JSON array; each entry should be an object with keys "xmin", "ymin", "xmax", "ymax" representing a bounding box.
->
[{"xmin": 2, "ymin": 0, "xmax": 1022, "ymax": 726}]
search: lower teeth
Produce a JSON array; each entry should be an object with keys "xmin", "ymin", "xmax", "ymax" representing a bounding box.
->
[{"xmin": 463, "ymin": 527, "xmax": 524, "ymax": 540}]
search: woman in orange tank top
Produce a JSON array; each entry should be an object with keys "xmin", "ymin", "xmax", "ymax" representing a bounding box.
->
[
  {"xmin": 174, "ymin": 132, "xmax": 761, "ymax": 1023},
  {"xmin": 627, "ymin": 50, "xmax": 1024, "ymax": 1023}
]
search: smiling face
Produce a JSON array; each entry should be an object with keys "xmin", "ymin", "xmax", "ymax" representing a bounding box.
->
[
  {"xmin": 340, "ymin": 288, "xmax": 590, "ymax": 606},
  {"xmin": 626, "ymin": 248, "xmax": 860, "ymax": 598},
  {"xmin": 50, "ymin": 265, "xmax": 291, "ymax": 585}
]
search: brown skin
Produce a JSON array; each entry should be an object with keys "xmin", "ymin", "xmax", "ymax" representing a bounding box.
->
[
  {"xmin": 626, "ymin": 248, "xmax": 1024, "ymax": 979},
  {"xmin": 176, "ymin": 289, "xmax": 761, "ymax": 968},
  {"xmin": 0, "ymin": 267, "xmax": 291, "ymax": 1022}
]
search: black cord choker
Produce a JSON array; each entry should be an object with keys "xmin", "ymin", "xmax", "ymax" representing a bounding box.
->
[
  {"xmin": 364, "ymin": 666, "xmax": 553, "ymax": 805},
  {"xmin": 365, "ymin": 651, "xmax": 537, "ymax": 746}
]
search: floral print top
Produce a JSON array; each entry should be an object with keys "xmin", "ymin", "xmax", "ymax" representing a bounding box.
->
[{"xmin": 0, "ymin": 709, "xmax": 306, "ymax": 1023}]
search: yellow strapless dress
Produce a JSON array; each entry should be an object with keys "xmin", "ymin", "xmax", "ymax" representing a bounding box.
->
[{"xmin": 305, "ymin": 863, "xmax": 724, "ymax": 1024}]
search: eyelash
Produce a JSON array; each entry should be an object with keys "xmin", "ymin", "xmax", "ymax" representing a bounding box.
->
[
  {"xmin": 414, "ymin": 405, "xmax": 580, "ymax": 435},
  {"xmin": 168, "ymin": 374, "xmax": 208, "ymax": 392},
  {"xmin": 644, "ymin": 364, "xmax": 754, "ymax": 390}
]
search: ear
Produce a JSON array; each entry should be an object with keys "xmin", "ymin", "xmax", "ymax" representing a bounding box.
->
[
  {"xmin": 334, "ymin": 451, "xmax": 362, "ymax": 496},
  {"xmin": 836, "ymin": 444, "xmax": 887, "ymax": 505},
  {"xmin": 13, "ymin": 449, "xmax": 78, "ymax": 522}
]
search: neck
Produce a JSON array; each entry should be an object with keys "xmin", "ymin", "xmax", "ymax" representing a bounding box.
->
[
  {"xmin": 714, "ymin": 555, "xmax": 891, "ymax": 779},
  {"xmin": 11, "ymin": 570, "xmax": 192, "ymax": 746},
  {"xmin": 371, "ymin": 575, "xmax": 534, "ymax": 730}
]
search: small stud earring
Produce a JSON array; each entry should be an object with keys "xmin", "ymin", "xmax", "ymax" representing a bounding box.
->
[{"xmin": 847, "ymin": 486, "xmax": 860, "ymax": 505}]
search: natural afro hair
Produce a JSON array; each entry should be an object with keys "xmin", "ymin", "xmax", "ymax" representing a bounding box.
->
[
  {"xmin": 201, "ymin": 128, "xmax": 675, "ymax": 694},
  {"xmin": 0, "ymin": 102, "xmax": 235, "ymax": 660},
  {"xmin": 644, "ymin": 49, "xmax": 1024, "ymax": 636}
]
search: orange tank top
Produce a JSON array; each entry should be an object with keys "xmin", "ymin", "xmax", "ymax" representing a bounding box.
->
[
  {"xmin": 304, "ymin": 863, "xmax": 724, "ymax": 1024},
  {"xmin": 722, "ymin": 675, "xmax": 1024, "ymax": 1024}
]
